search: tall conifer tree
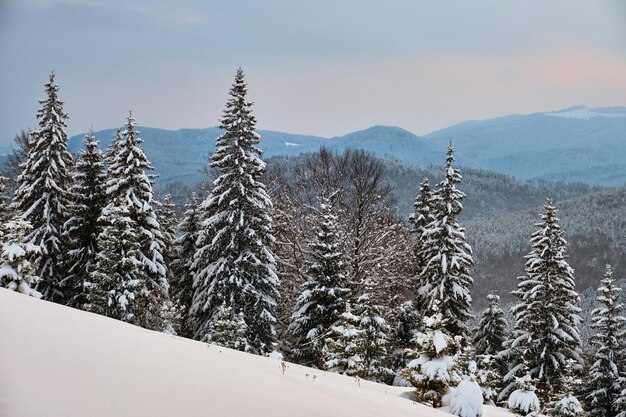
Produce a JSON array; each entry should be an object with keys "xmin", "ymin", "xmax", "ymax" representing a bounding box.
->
[
  {"xmin": 289, "ymin": 195, "xmax": 350, "ymax": 367},
  {"xmin": 190, "ymin": 68, "xmax": 279, "ymax": 354},
  {"xmin": 171, "ymin": 192, "xmax": 201, "ymax": 338},
  {"xmin": 63, "ymin": 129, "xmax": 106, "ymax": 308},
  {"xmin": 105, "ymin": 113, "xmax": 168, "ymax": 329},
  {"xmin": 502, "ymin": 199, "xmax": 583, "ymax": 407},
  {"xmin": 420, "ymin": 146, "xmax": 474, "ymax": 341},
  {"xmin": 14, "ymin": 72, "xmax": 74, "ymax": 302},
  {"xmin": 585, "ymin": 265, "xmax": 626, "ymax": 417}
]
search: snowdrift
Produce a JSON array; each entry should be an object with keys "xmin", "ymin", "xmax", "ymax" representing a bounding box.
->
[{"xmin": 0, "ymin": 289, "xmax": 513, "ymax": 417}]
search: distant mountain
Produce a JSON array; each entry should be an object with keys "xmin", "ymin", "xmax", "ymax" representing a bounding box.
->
[
  {"xmin": 67, "ymin": 105, "xmax": 626, "ymax": 186},
  {"xmin": 424, "ymin": 106, "xmax": 626, "ymax": 185},
  {"xmin": 68, "ymin": 125, "xmax": 440, "ymax": 185}
]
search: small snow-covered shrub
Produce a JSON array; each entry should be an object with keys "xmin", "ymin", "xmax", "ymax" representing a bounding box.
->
[{"xmin": 444, "ymin": 379, "xmax": 483, "ymax": 417}]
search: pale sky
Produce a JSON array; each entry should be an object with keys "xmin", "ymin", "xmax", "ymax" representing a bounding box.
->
[{"xmin": 1, "ymin": 0, "xmax": 625, "ymax": 143}]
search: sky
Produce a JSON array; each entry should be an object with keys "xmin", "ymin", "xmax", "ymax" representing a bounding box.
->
[{"xmin": 1, "ymin": 0, "xmax": 625, "ymax": 144}]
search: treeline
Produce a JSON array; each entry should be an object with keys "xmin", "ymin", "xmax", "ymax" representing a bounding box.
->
[{"xmin": 1, "ymin": 69, "xmax": 625, "ymax": 417}]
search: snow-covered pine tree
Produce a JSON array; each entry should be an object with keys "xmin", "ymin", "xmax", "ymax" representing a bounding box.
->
[
  {"xmin": 353, "ymin": 293, "xmax": 394, "ymax": 382},
  {"xmin": 584, "ymin": 264, "xmax": 626, "ymax": 417},
  {"xmin": 208, "ymin": 305, "xmax": 250, "ymax": 352},
  {"xmin": 190, "ymin": 68, "xmax": 279, "ymax": 354},
  {"xmin": 473, "ymin": 293, "xmax": 508, "ymax": 356},
  {"xmin": 0, "ymin": 176, "xmax": 12, "ymax": 224},
  {"xmin": 288, "ymin": 195, "xmax": 350, "ymax": 368},
  {"xmin": 170, "ymin": 192, "xmax": 201, "ymax": 338},
  {"xmin": 0, "ymin": 216, "xmax": 41, "ymax": 298},
  {"xmin": 325, "ymin": 303, "xmax": 366, "ymax": 377},
  {"xmin": 420, "ymin": 145, "xmax": 474, "ymax": 342},
  {"xmin": 507, "ymin": 368, "xmax": 541, "ymax": 417},
  {"xmin": 156, "ymin": 194, "xmax": 177, "ymax": 273},
  {"xmin": 401, "ymin": 302, "xmax": 462, "ymax": 407},
  {"xmin": 105, "ymin": 113, "xmax": 168, "ymax": 329},
  {"xmin": 62, "ymin": 129, "xmax": 106, "ymax": 308},
  {"xmin": 502, "ymin": 198, "xmax": 583, "ymax": 406},
  {"xmin": 390, "ymin": 300, "xmax": 420, "ymax": 379},
  {"xmin": 409, "ymin": 178, "xmax": 435, "ymax": 307},
  {"xmin": 13, "ymin": 72, "xmax": 74, "ymax": 302},
  {"xmin": 553, "ymin": 396, "xmax": 587, "ymax": 417},
  {"xmin": 473, "ymin": 293, "xmax": 508, "ymax": 403},
  {"xmin": 85, "ymin": 205, "xmax": 143, "ymax": 322}
]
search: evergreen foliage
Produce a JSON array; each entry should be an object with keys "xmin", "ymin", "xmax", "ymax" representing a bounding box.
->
[
  {"xmin": 0, "ymin": 216, "xmax": 41, "ymax": 298},
  {"xmin": 208, "ymin": 305, "xmax": 251, "ymax": 352},
  {"xmin": 105, "ymin": 113, "xmax": 168, "ymax": 329},
  {"xmin": 410, "ymin": 177, "xmax": 435, "ymax": 309},
  {"xmin": 353, "ymin": 293, "xmax": 394, "ymax": 382},
  {"xmin": 85, "ymin": 206, "xmax": 143, "ymax": 323},
  {"xmin": 14, "ymin": 72, "xmax": 74, "ymax": 302},
  {"xmin": 63, "ymin": 129, "xmax": 106, "ymax": 308},
  {"xmin": 190, "ymin": 68, "xmax": 279, "ymax": 354},
  {"xmin": 502, "ymin": 198, "xmax": 583, "ymax": 405},
  {"xmin": 170, "ymin": 192, "xmax": 201, "ymax": 338},
  {"xmin": 288, "ymin": 195, "xmax": 350, "ymax": 368},
  {"xmin": 473, "ymin": 293, "xmax": 508, "ymax": 356},
  {"xmin": 584, "ymin": 265, "xmax": 626, "ymax": 417},
  {"xmin": 325, "ymin": 304, "xmax": 366, "ymax": 377},
  {"xmin": 401, "ymin": 303, "xmax": 462, "ymax": 407},
  {"xmin": 419, "ymin": 146, "xmax": 474, "ymax": 342}
]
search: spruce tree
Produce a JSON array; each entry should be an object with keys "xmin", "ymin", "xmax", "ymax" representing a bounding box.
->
[
  {"xmin": 420, "ymin": 146, "xmax": 474, "ymax": 342},
  {"xmin": 0, "ymin": 216, "xmax": 42, "ymax": 298},
  {"xmin": 390, "ymin": 300, "xmax": 420, "ymax": 376},
  {"xmin": 105, "ymin": 113, "xmax": 168, "ymax": 329},
  {"xmin": 502, "ymin": 198, "xmax": 583, "ymax": 406},
  {"xmin": 473, "ymin": 293, "xmax": 508, "ymax": 356},
  {"xmin": 353, "ymin": 293, "xmax": 393, "ymax": 382},
  {"xmin": 325, "ymin": 303, "xmax": 366, "ymax": 377},
  {"xmin": 0, "ymin": 176, "xmax": 12, "ymax": 223},
  {"xmin": 401, "ymin": 302, "xmax": 462, "ymax": 407},
  {"xmin": 156, "ymin": 194, "xmax": 177, "ymax": 274},
  {"xmin": 85, "ymin": 205, "xmax": 143, "ymax": 323},
  {"xmin": 170, "ymin": 192, "xmax": 201, "ymax": 338},
  {"xmin": 288, "ymin": 195, "xmax": 350, "ymax": 368},
  {"xmin": 190, "ymin": 68, "xmax": 279, "ymax": 354},
  {"xmin": 208, "ymin": 305, "xmax": 251, "ymax": 352},
  {"xmin": 14, "ymin": 72, "xmax": 74, "ymax": 302},
  {"xmin": 410, "ymin": 178, "xmax": 435, "ymax": 307},
  {"xmin": 63, "ymin": 129, "xmax": 106, "ymax": 308},
  {"xmin": 585, "ymin": 265, "xmax": 626, "ymax": 417}
]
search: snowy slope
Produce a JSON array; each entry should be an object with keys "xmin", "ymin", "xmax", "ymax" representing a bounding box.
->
[{"xmin": 0, "ymin": 289, "xmax": 513, "ymax": 417}]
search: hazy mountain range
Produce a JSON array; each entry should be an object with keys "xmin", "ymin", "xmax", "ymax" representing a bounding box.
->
[{"xmin": 64, "ymin": 105, "xmax": 626, "ymax": 187}]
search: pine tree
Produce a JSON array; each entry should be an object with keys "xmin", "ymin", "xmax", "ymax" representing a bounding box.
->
[
  {"xmin": 420, "ymin": 146, "xmax": 474, "ymax": 342},
  {"xmin": 190, "ymin": 68, "xmax": 279, "ymax": 354},
  {"xmin": 401, "ymin": 303, "xmax": 462, "ymax": 407},
  {"xmin": 156, "ymin": 194, "xmax": 177, "ymax": 273},
  {"xmin": 584, "ymin": 265, "xmax": 626, "ymax": 417},
  {"xmin": 473, "ymin": 293, "xmax": 508, "ymax": 356},
  {"xmin": 0, "ymin": 216, "xmax": 41, "ymax": 298},
  {"xmin": 208, "ymin": 305, "xmax": 251, "ymax": 352},
  {"xmin": 0, "ymin": 176, "xmax": 12, "ymax": 224},
  {"xmin": 353, "ymin": 293, "xmax": 394, "ymax": 382},
  {"xmin": 85, "ymin": 205, "xmax": 143, "ymax": 323},
  {"xmin": 62, "ymin": 129, "xmax": 106, "ymax": 308},
  {"xmin": 288, "ymin": 195, "xmax": 350, "ymax": 368},
  {"xmin": 170, "ymin": 192, "xmax": 201, "ymax": 338},
  {"xmin": 553, "ymin": 396, "xmax": 587, "ymax": 417},
  {"xmin": 325, "ymin": 303, "xmax": 366, "ymax": 377},
  {"xmin": 390, "ymin": 300, "xmax": 420, "ymax": 377},
  {"xmin": 502, "ymin": 198, "xmax": 583, "ymax": 406},
  {"xmin": 105, "ymin": 113, "xmax": 168, "ymax": 329},
  {"xmin": 507, "ymin": 368, "xmax": 541, "ymax": 417},
  {"xmin": 14, "ymin": 72, "xmax": 74, "ymax": 302},
  {"xmin": 410, "ymin": 177, "xmax": 435, "ymax": 309}
]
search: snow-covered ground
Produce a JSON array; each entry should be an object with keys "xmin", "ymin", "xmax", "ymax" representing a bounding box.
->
[{"xmin": 0, "ymin": 289, "xmax": 514, "ymax": 417}]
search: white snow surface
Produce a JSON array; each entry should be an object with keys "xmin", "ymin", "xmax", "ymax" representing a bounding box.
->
[{"xmin": 0, "ymin": 289, "xmax": 514, "ymax": 417}]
